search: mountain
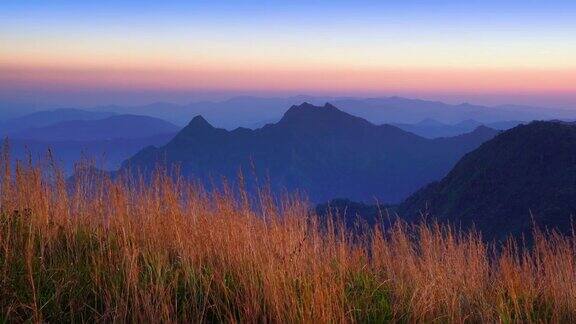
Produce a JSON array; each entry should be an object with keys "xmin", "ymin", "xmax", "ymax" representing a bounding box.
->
[
  {"xmin": 122, "ymin": 103, "xmax": 498, "ymax": 203},
  {"xmin": 331, "ymin": 97, "xmax": 572, "ymax": 124},
  {"xmin": 394, "ymin": 119, "xmax": 523, "ymax": 138},
  {"xmin": 0, "ymin": 108, "xmax": 116, "ymax": 135},
  {"xmin": 398, "ymin": 121, "xmax": 576, "ymax": 240},
  {"xmin": 0, "ymin": 102, "xmax": 57, "ymax": 120},
  {"xmin": 10, "ymin": 115, "xmax": 180, "ymax": 141}
]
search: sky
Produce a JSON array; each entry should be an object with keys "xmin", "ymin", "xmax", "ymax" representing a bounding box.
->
[{"xmin": 1, "ymin": 0, "xmax": 576, "ymax": 107}]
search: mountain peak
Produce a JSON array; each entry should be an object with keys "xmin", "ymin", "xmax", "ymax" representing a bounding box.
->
[
  {"xmin": 323, "ymin": 102, "xmax": 338, "ymax": 109},
  {"xmin": 170, "ymin": 115, "xmax": 216, "ymax": 142},
  {"xmin": 279, "ymin": 102, "xmax": 366, "ymax": 127},
  {"xmin": 284, "ymin": 102, "xmax": 338, "ymax": 113},
  {"xmin": 186, "ymin": 115, "xmax": 214, "ymax": 130}
]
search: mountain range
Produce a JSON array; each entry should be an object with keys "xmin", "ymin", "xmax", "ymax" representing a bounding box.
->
[
  {"xmin": 122, "ymin": 103, "xmax": 498, "ymax": 203},
  {"xmin": 3, "ymin": 99, "xmax": 576, "ymax": 239},
  {"xmin": 393, "ymin": 118, "xmax": 522, "ymax": 138},
  {"xmin": 0, "ymin": 108, "xmax": 117, "ymax": 136},
  {"xmin": 87, "ymin": 96, "xmax": 574, "ymax": 129}
]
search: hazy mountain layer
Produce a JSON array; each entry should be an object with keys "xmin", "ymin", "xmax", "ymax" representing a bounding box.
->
[
  {"xmin": 11, "ymin": 114, "xmax": 180, "ymax": 141},
  {"xmin": 393, "ymin": 119, "xmax": 522, "ymax": 138},
  {"xmin": 90, "ymin": 96, "xmax": 573, "ymax": 128},
  {"xmin": 0, "ymin": 108, "xmax": 116, "ymax": 136}
]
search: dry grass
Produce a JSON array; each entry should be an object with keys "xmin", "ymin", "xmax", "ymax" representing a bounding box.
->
[{"xmin": 1, "ymin": 150, "xmax": 576, "ymax": 323}]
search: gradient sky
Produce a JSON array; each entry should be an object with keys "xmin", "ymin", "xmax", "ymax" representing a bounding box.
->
[{"xmin": 1, "ymin": 0, "xmax": 576, "ymax": 107}]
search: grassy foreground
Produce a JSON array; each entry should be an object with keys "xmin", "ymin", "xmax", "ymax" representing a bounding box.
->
[{"xmin": 1, "ymin": 155, "xmax": 576, "ymax": 323}]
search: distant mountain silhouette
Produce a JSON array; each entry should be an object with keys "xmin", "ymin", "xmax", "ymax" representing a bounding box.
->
[
  {"xmin": 331, "ymin": 97, "xmax": 571, "ymax": 124},
  {"xmin": 398, "ymin": 121, "xmax": 576, "ymax": 240},
  {"xmin": 11, "ymin": 115, "xmax": 180, "ymax": 141},
  {"xmin": 394, "ymin": 119, "xmax": 522, "ymax": 138},
  {"xmin": 122, "ymin": 103, "xmax": 498, "ymax": 203},
  {"xmin": 0, "ymin": 108, "xmax": 116, "ymax": 135},
  {"xmin": 91, "ymin": 96, "xmax": 573, "ymax": 129}
]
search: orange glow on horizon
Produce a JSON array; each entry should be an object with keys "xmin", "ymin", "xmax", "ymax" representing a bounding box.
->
[{"xmin": 2, "ymin": 64, "xmax": 575, "ymax": 95}]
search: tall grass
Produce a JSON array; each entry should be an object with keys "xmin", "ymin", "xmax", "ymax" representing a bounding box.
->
[{"xmin": 1, "ymin": 150, "xmax": 576, "ymax": 323}]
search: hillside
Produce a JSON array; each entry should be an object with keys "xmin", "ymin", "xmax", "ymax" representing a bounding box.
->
[
  {"xmin": 11, "ymin": 115, "xmax": 180, "ymax": 141},
  {"xmin": 122, "ymin": 103, "xmax": 498, "ymax": 203},
  {"xmin": 398, "ymin": 121, "xmax": 576, "ymax": 240}
]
